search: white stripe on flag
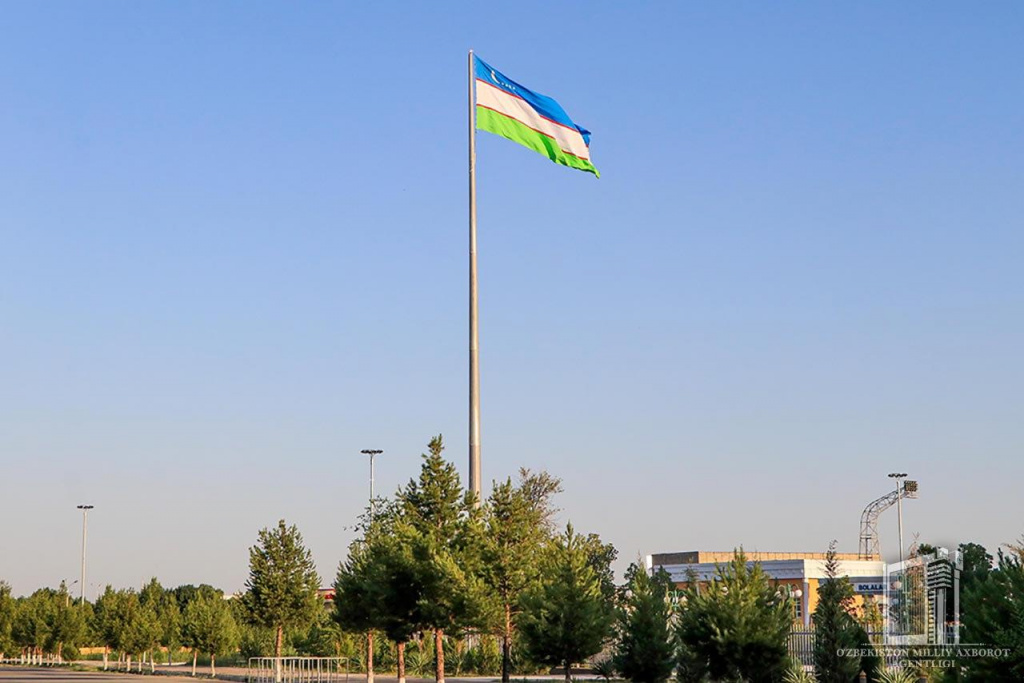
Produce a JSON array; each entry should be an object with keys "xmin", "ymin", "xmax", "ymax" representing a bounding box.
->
[{"xmin": 476, "ymin": 80, "xmax": 591, "ymax": 161}]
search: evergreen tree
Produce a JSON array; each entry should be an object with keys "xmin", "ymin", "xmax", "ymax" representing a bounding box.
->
[
  {"xmin": 335, "ymin": 501, "xmax": 423, "ymax": 683},
  {"xmin": 959, "ymin": 542, "xmax": 993, "ymax": 593},
  {"xmin": 612, "ymin": 562, "xmax": 675, "ymax": 683},
  {"xmin": 397, "ymin": 435, "xmax": 491, "ymax": 683},
  {"xmin": 675, "ymin": 549, "xmax": 793, "ymax": 683},
  {"xmin": 960, "ymin": 548, "xmax": 1024, "ymax": 680},
  {"xmin": 518, "ymin": 524, "xmax": 615, "ymax": 683},
  {"xmin": 481, "ymin": 470, "xmax": 562, "ymax": 683},
  {"xmin": 812, "ymin": 541, "xmax": 863, "ymax": 683},
  {"xmin": 334, "ymin": 509, "xmax": 385, "ymax": 683},
  {"xmin": 243, "ymin": 519, "xmax": 321, "ymax": 661}
]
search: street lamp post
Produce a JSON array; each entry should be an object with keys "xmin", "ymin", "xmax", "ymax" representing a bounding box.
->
[
  {"xmin": 358, "ymin": 449, "xmax": 382, "ymax": 683},
  {"xmin": 888, "ymin": 473, "xmax": 907, "ymax": 565},
  {"xmin": 360, "ymin": 449, "xmax": 383, "ymax": 510},
  {"xmin": 76, "ymin": 505, "xmax": 94, "ymax": 605}
]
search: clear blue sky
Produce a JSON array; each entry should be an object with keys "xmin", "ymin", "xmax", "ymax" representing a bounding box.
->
[{"xmin": 2, "ymin": 2, "xmax": 1022, "ymax": 596}]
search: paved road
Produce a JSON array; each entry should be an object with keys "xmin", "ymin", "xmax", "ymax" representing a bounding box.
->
[
  {"xmin": 0, "ymin": 669, "xmax": 166, "ymax": 682},
  {"xmin": 1, "ymin": 666, "xmax": 593, "ymax": 683}
]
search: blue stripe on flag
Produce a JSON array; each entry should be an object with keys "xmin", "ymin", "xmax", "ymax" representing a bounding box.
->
[{"xmin": 473, "ymin": 56, "xmax": 592, "ymax": 147}]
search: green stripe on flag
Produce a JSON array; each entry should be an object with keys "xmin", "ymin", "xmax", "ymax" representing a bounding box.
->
[{"xmin": 476, "ymin": 107, "xmax": 600, "ymax": 178}]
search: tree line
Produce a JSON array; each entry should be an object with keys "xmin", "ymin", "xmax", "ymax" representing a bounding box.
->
[{"xmin": 2, "ymin": 436, "xmax": 1022, "ymax": 682}]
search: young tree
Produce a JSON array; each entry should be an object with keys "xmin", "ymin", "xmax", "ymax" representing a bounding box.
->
[
  {"xmin": 183, "ymin": 593, "xmax": 238, "ymax": 677},
  {"xmin": 397, "ymin": 435, "xmax": 491, "ymax": 683},
  {"xmin": 50, "ymin": 581, "xmax": 86, "ymax": 662},
  {"xmin": 612, "ymin": 562, "xmax": 675, "ymax": 683},
  {"xmin": 812, "ymin": 541, "xmax": 864, "ymax": 683},
  {"xmin": 481, "ymin": 469, "xmax": 562, "ymax": 683},
  {"xmin": 518, "ymin": 524, "xmax": 616, "ymax": 683},
  {"xmin": 243, "ymin": 520, "xmax": 321, "ymax": 663},
  {"xmin": 106, "ymin": 589, "xmax": 144, "ymax": 671},
  {"xmin": 159, "ymin": 596, "xmax": 182, "ymax": 665},
  {"xmin": 120, "ymin": 592, "xmax": 160, "ymax": 673},
  {"xmin": 675, "ymin": 550, "xmax": 793, "ymax": 683},
  {"xmin": 13, "ymin": 590, "xmax": 54, "ymax": 660},
  {"xmin": 92, "ymin": 585, "xmax": 118, "ymax": 669},
  {"xmin": 335, "ymin": 520, "xmax": 383, "ymax": 683},
  {"xmin": 139, "ymin": 578, "xmax": 168, "ymax": 670},
  {"xmin": 335, "ymin": 501, "xmax": 422, "ymax": 683},
  {"xmin": 0, "ymin": 582, "xmax": 14, "ymax": 659}
]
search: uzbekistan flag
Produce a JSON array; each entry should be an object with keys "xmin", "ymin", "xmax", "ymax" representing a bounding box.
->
[{"xmin": 474, "ymin": 56, "xmax": 599, "ymax": 178}]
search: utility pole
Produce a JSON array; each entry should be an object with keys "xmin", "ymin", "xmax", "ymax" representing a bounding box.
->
[{"xmin": 76, "ymin": 505, "xmax": 94, "ymax": 604}]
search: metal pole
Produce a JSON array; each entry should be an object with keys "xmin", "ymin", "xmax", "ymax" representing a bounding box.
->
[
  {"xmin": 77, "ymin": 504, "xmax": 93, "ymax": 604},
  {"xmin": 360, "ymin": 450, "xmax": 382, "ymax": 513},
  {"xmin": 896, "ymin": 478, "xmax": 905, "ymax": 565},
  {"xmin": 468, "ymin": 49, "xmax": 481, "ymax": 501}
]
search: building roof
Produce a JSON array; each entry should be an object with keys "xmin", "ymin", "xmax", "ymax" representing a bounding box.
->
[{"xmin": 650, "ymin": 550, "xmax": 870, "ymax": 565}]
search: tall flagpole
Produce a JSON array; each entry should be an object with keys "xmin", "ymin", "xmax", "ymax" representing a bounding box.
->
[{"xmin": 468, "ymin": 49, "xmax": 482, "ymax": 500}]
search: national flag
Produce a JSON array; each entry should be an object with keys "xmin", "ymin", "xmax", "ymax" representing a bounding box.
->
[{"xmin": 473, "ymin": 56, "xmax": 599, "ymax": 178}]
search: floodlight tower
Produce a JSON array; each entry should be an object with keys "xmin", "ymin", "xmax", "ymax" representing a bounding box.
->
[
  {"xmin": 858, "ymin": 476, "xmax": 918, "ymax": 560},
  {"xmin": 889, "ymin": 473, "xmax": 909, "ymax": 565}
]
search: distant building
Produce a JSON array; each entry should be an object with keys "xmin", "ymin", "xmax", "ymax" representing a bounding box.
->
[
  {"xmin": 646, "ymin": 550, "xmax": 885, "ymax": 627},
  {"xmin": 318, "ymin": 587, "xmax": 335, "ymax": 606}
]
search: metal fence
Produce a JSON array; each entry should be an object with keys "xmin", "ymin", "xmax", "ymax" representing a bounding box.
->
[
  {"xmin": 0, "ymin": 654, "xmax": 66, "ymax": 667},
  {"xmin": 789, "ymin": 629, "xmax": 886, "ymax": 668},
  {"xmin": 247, "ymin": 657, "xmax": 349, "ymax": 683}
]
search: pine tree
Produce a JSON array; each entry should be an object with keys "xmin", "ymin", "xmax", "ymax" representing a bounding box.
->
[
  {"xmin": 518, "ymin": 524, "xmax": 615, "ymax": 683},
  {"xmin": 335, "ymin": 501, "xmax": 423, "ymax": 683},
  {"xmin": 481, "ymin": 469, "xmax": 561, "ymax": 683},
  {"xmin": 612, "ymin": 563, "xmax": 675, "ymax": 683},
  {"xmin": 960, "ymin": 548, "xmax": 1024, "ymax": 680},
  {"xmin": 243, "ymin": 519, "xmax": 321, "ymax": 662},
  {"xmin": 397, "ymin": 435, "xmax": 491, "ymax": 683},
  {"xmin": 675, "ymin": 549, "xmax": 793, "ymax": 683},
  {"xmin": 812, "ymin": 541, "xmax": 863, "ymax": 683}
]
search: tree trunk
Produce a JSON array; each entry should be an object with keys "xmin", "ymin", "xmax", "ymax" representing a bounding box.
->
[
  {"xmin": 367, "ymin": 631, "xmax": 375, "ymax": 683},
  {"xmin": 126, "ymin": 654, "xmax": 132, "ymax": 673},
  {"xmin": 563, "ymin": 658, "xmax": 571, "ymax": 683},
  {"xmin": 275, "ymin": 625, "xmax": 284, "ymax": 683},
  {"xmin": 434, "ymin": 628, "xmax": 445, "ymax": 683},
  {"xmin": 57, "ymin": 641, "xmax": 63, "ymax": 663},
  {"xmin": 397, "ymin": 641, "xmax": 406, "ymax": 683},
  {"xmin": 502, "ymin": 602, "xmax": 512, "ymax": 683},
  {"xmin": 192, "ymin": 650, "xmax": 197, "ymax": 677},
  {"xmin": 211, "ymin": 653, "xmax": 216, "ymax": 677},
  {"xmin": 102, "ymin": 647, "xmax": 108, "ymax": 670},
  {"xmin": 150, "ymin": 650, "xmax": 156, "ymax": 673}
]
